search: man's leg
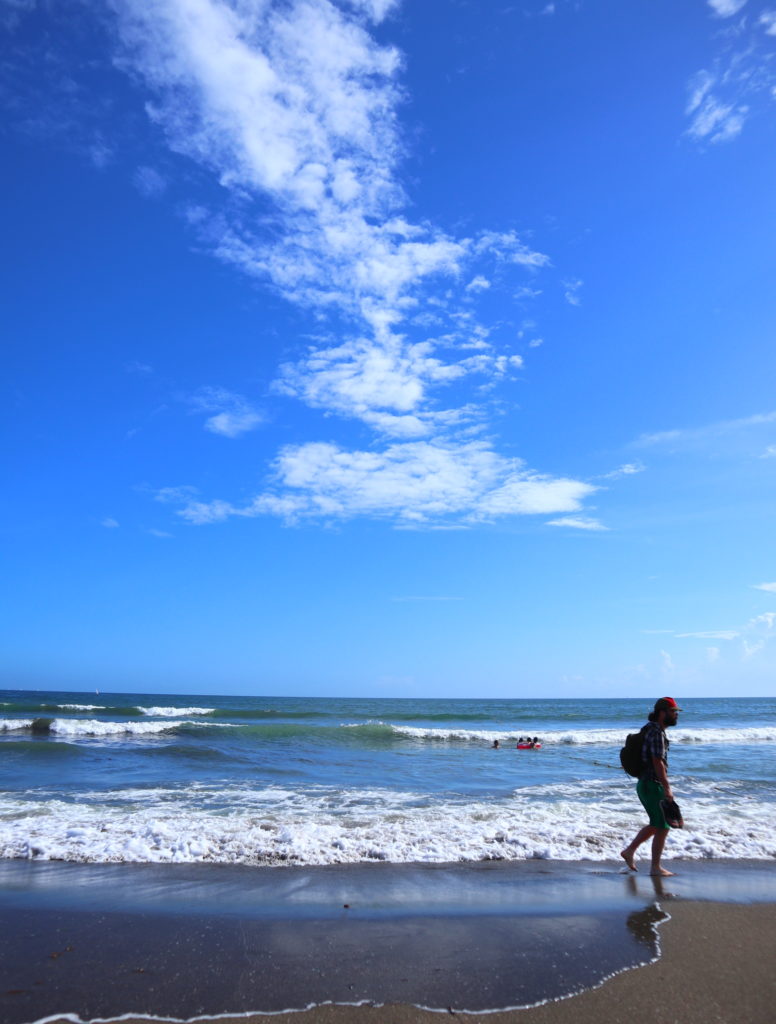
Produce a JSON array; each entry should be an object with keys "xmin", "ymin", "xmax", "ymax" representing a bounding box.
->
[
  {"xmin": 650, "ymin": 828, "xmax": 673, "ymax": 876},
  {"xmin": 621, "ymin": 825, "xmax": 657, "ymax": 870}
]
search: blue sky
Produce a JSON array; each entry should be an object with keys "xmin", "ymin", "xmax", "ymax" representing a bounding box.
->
[{"xmin": 2, "ymin": 0, "xmax": 775, "ymax": 697}]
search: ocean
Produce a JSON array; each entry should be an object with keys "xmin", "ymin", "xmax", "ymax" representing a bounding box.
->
[{"xmin": 1, "ymin": 690, "xmax": 774, "ymax": 866}]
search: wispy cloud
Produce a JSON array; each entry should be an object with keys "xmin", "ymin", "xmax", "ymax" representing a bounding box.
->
[
  {"xmin": 100, "ymin": 0, "xmax": 599, "ymax": 526},
  {"xmin": 742, "ymin": 611, "xmax": 775, "ymax": 657},
  {"xmin": 514, "ymin": 285, "xmax": 541, "ymax": 303},
  {"xmin": 670, "ymin": 611, "xmax": 776, "ymax": 660},
  {"xmin": 545, "ymin": 515, "xmax": 608, "ymax": 531},
  {"xmin": 634, "ymin": 409, "xmax": 776, "ymax": 451},
  {"xmin": 133, "ymin": 165, "xmax": 167, "ymax": 198},
  {"xmin": 685, "ymin": 78, "xmax": 747, "ymax": 144},
  {"xmin": 753, "ymin": 582, "xmax": 776, "ymax": 593},
  {"xmin": 101, "ymin": 517, "xmax": 120, "ymax": 528},
  {"xmin": 124, "ymin": 360, "xmax": 154, "ymax": 375},
  {"xmin": 1, "ymin": 0, "xmax": 37, "ymax": 32},
  {"xmin": 674, "ymin": 629, "xmax": 740, "ymax": 640},
  {"xmin": 187, "ymin": 387, "xmax": 264, "ymax": 438},
  {"xmin": 686, "ymin": 5, "xmax": 776, "ymax": 145},
  {"xmin": 562, "ymin": 278, "xmax": 582, "ymax": 306},
  {"xmin": 598, "ymin": 462, "xmax": 645, "ymax": 481},
  {"xmin": 155, "ymin": 484, "xmax": 200, "ymax": 505}
]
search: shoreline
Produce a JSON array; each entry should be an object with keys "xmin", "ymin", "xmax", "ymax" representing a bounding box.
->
[
  {"xmin": 2, "ymin": 858, "xmax": 775, "ymax": 1024},
  {"xmin": 9, "ymin": 904, "xmax": 776, "ymax": 1024}
]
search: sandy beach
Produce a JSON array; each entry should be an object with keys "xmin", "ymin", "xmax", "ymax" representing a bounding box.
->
[{"xmin": 3, "ymin": 859, "xmax": 775, "ymax": 1024}]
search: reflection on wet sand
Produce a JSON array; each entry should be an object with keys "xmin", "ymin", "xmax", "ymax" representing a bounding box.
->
[{"xmin": 2, "ymin": 903, "xmax": 665, "ymax": 1021}]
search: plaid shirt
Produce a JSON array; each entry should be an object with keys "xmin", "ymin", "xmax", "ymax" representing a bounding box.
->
[{"xmin": 641, "ymin": 721, "xmax": 668, "ymax": 781}]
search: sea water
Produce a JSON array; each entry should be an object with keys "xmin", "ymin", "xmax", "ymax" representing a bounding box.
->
[{"xmin": 1, "ymin": 690, "xmax": 774, "ymax": 865}]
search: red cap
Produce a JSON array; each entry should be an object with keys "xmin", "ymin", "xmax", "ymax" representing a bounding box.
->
[{"xmin": 654, "ymin": 696, "xmax": 683, "ymax": 712}]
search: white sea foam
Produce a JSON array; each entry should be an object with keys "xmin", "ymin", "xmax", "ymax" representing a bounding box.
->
[
  {"xmin": 0, "ymin": 718, "xmax": 34, "ymax": 732},
  {"xmin": 139, "ymin": 706, "xmax": 216, "ymax": 717},
  {"xmin": 47, "ymin": 718, "xmax": 179, "ymax": 737},
  {"xmin": 56, "ymin": 704, "xmax": 104, "ymax": 711},
  {"xmin": 2, "ymin": 777, "xmax": 774, "ymax": 866},
  {"xmin": 385, "ymin": 724, "xmax": 776, "ymax": 745}
]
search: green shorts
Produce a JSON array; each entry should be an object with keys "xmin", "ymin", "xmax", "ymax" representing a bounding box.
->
[{"xmin": 637, "ymin": 776, "xmax": 669, "ymax": 829}]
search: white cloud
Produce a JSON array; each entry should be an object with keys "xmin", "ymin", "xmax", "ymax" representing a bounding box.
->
[
  {"xmin": 101, "ymin": 517, "xmax": 119, "ymax": 528},
  {"xmin": 89, "ymin": 139, "xmax": 113, "ymax": 168},
  {"xmin": 750, "ymin": 611, "xmax": 776, "ymax": 629},
  {"xmin": 528, "ymin": 337, "xmax": 544, "ymax": 348},
  {"xmin": 205, "ymin": 409, "xmax": 264, "ymax": 437},
  {"xmin": 686, "ymin": 88, "xmax": 747, "ymax": 144},
  {"xmin": 133, "ymin": 165, "xmax": 167, "ymax": 198},
  {"xmin": 155, "ymin": 484, "xmax": 199, "ymax": 504},
  {"xmin": 124, "ymin": 360, "xmax": 154, "ymax": 374},
  {"xmin": 599, "ymin": 462, "xmax": 645, "ymax": 480},
  {"xmin": 545, "ymin": 515, "xmax": 608, "ymax": 531},
  {"xmin": 563, "ymin": 278, "xmax": 582, "ymax": 306},
  {"xmin": 170, "ymin": 440, "xmax": 597, "ymax": 526},
  {"xmin": 753, "ymin": 582, "xmax": 776, "ymax": 592},
  {"xmin": 670, "ymin": 610, "xmax": 775, "ymax": 660},
  {"xmin": 635, "ymin": 410, "xmax": 776, "ymax": 449},
  {"xmin": 742, "ymin": 611, "xmax": 775, "ymax": 657},
  {"xmin": 660, "ymin": 649, "xmax": 674, "ymax": 672},
  {"xmin": 687, "ymin": 7, "xmax": 776, "ymax": 146},
  {"xmin": 1, "ymin": 0, "xmax": 37, "ymax": 31},
  {"xmin": 108, "ymin": 0, "xmax": 599, "ymax": 526},
  {"xmin": 674, "ymin": 630, "xmax": 739, "ymax": 640},
  {"xmin": 113, "ymin": 0, "xmax": 556, "ymax": 425},
  {"xmin": 686, "ymin": 70, "xmax": 714, "ymax": 116},
  {"xmin": 473, "ymin": 231, "xmax": 550, "ymax": 269},
  {"xmin": 147, "ymin": 527, "xmax": 174, "ymax": 538},
  {"xmin": 707, "ymin": 646, "xmax": 720, "ymax": 662},
  {"xmin": 707, "ymin": 0, "xmax": 748, "ymax": 16},
  {"xmin": 760, "ymin": 444, "xmax": 776, "ymax": 458},
  {"xmin": 275, "ymin": 336, "xmax": 524, "ymax": 435},
  {"xmin": 188, "ymin": 387, "xmax": 264, "ymax": 437},
  {"xmin": 346, "ymin": 0, "xmax": 399, "ymax": 21},
  {"xmin": 465, "ymin": 275, "xmax": 490, "ymax": 293}
]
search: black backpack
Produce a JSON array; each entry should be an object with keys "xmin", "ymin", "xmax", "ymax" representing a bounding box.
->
[{"xmin": 620, "ymin": 725, "xmax": 648, "ymax": 777}]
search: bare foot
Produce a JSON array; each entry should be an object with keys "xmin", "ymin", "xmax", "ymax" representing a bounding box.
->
[
  {"xmin": 650, "ymin": 867, "xmax": 675, "ymax": 876},
  {"xmin": 620, "ymin": 849, "xmax": 637, "ymax": 871}
]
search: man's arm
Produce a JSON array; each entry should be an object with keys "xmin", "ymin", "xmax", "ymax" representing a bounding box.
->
[{"xmin": 652, "ymin": 756, "xmax": 673, "ymax": 800}]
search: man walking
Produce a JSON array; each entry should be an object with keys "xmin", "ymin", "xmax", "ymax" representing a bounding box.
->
[{"xmin": 621, "ymin": 696, "xmax": 682, "ymax": 877}]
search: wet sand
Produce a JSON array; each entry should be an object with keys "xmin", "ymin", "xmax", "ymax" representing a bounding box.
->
[
  {"xmin": 268, "ymin": 901, "xmax": 775, "ymax": 1023},
  {"xmin": 2, "ymin": 860, "xmax": 775, "ymax": 1024}
]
